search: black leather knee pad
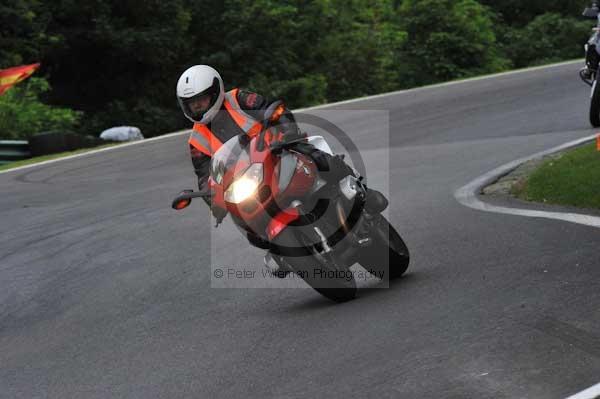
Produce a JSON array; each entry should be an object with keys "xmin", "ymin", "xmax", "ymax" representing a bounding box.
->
[{"xmin": 365, "ymin": 189, "xmax": 388, "ymax": 214}]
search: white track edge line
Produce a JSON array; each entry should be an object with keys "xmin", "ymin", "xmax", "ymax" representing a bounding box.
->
[
  {"xmin": 0, "ymin": 129, "xmax": 191, "ymax": 175},
  {"xmin": 454, "ymin": 134, "xmax": 600, "ymax": 229},
  {"xmin": 566, "ymin": 382, "xmax": 600, "ymax": 399},
  {"xmin": 0, "ymin": 59, "xmax": 582, "ymax": 175}
]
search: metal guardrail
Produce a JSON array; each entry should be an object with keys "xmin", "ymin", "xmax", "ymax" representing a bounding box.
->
[{"xmin": 0, "ymin": 140, "xmax": 31, "ymax": 166}]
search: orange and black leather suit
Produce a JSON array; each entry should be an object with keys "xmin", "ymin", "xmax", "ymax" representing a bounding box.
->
[
  {"xmin": 188, "ymin": 88, "xmax": 354, "ymax": 192},
  {"xmin": 188, "ymin": 88, "xmax": 306, "ymax": 191}
]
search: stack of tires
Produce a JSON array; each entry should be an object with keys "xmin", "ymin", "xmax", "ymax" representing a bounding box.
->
[{"xmin": 28, "ymin": 131, "xmax": 106, "ymax": 157}]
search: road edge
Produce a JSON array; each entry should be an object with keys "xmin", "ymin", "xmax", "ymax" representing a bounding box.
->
[
  {"xmin": 0, "ymin": 59, "xmax": 582, "ymax": 176},
  {"xmin": 566, "ymin": 382, "xmax": 600, "ymax": 399},
  {"xmin": 454, "ymin": 134, "xmax": 600, "ymax": 229}
]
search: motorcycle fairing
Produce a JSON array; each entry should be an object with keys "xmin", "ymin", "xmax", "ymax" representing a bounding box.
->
[{"xmin": 266, "ymin": 207, "xmax": 301, "ymax": 241}]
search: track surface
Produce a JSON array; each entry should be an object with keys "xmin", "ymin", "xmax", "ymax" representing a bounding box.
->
[{"xmin": 2, "ymin": 62, "xmax": 600, "ymax": 398}]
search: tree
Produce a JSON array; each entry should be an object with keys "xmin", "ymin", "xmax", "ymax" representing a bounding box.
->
[
  {"xmin": 0, "ymin": 0, "xmax": 57, "ymax": 69},
  {"xmin": 479, "ymin": 0, "xmax": 582, "ymax": 27},
  {"xmin": 214, "ymin": 0, "xmax": 407, "ymax": 104},
  {"xmin": 399, "ymin": 0, "xmax": 509, "ymax": 85},
  {"xmin": 310, "ymin": 0, "xmax": 407, "ymax": 101},
  {"xmin": 0, "ymin": 78, "xmax": 81, "ymax": 139},
  {"xmin": 501, "ymin": 13, "xmax": 591, "ymax": 68},
  {"xmin": 43, "ymin": 0, "xmax": 194, "ymax": 136},
  {"xmin": 209, "ymin": 0, "xmax": 329, "ymax": 106}
]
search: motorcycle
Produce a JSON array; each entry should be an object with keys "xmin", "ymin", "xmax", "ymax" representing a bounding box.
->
[
  {"xmin": 171, "ymin": 102, "xmax": 409, "ymax": 302},
  {"xmin": 580, "ymin": 2, "xmax": 600, "ymax": 127}
]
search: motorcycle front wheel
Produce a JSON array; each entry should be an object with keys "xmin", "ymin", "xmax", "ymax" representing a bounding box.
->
[{"xmin": 272, "ymin": 228, "xmax": 357, "ymax": 303}]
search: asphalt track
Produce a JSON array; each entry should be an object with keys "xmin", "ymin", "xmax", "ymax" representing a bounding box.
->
[{"xmin": 2, "ymin": 61, "xmax": 600, "ymax": 398}]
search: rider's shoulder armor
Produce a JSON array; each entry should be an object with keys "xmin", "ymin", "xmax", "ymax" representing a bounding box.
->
[{"xmin": 237, "ymin": 90, "xmax": 268, "ymax": 114}]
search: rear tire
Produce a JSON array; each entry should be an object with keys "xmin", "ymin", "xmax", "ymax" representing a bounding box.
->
[
  {"xmin": 359, "ymin": 215, "xmax": 409, "ymax": 280},
  {"xmin": 590, "ymin": 80, "xmax": 600, "ymax": 127}
]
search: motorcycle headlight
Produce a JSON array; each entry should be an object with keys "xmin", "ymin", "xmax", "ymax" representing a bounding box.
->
[{"xmin": 224, "ymin": 163, "xmax": 263, "ymax": 204}]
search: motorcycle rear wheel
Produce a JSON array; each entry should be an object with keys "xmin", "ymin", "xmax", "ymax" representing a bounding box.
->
[{"xmin": 359, "ymin": 214, "xmax": 410, "ymax": 280}]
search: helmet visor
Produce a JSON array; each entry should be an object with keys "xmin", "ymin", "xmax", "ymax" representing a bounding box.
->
[
  {"xmin": 187, "ymin": 94, "xmax": 213, "ymax": 114},
  {"xmin": 179, "ymin": 77, "xmax": 221, "ymax": 122}
]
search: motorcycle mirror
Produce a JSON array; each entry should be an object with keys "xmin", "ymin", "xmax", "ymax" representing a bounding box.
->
[
  {"xmin": 171, "ymin": 189, "xmax": 195, "ymax": 210},
  {"xmin": 171, "ymin": 188, "xmax": 213, "ymax": 210},
  {"xmin": 172, "ymin": 198, "xmax": 191, "ymax": 210},
  {"xmin": 263, "ymin": 100, "xmax": 285, "ymax": 124}
]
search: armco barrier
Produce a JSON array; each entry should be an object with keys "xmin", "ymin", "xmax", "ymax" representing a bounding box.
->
[
  {"xmin": 0, "ymin": 132, "xmax": 108, "ymax": 166},
  {"xmin": 0, "ymin": 140, "xmax": 30, "ymax": 166}
]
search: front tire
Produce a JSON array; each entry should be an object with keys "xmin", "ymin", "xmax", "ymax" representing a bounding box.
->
[
  {"xmin": 359, "ymin": 215, "xmax": 410, "ymax": 280},
  {"xmin": 590, "ymin": 79, "xmax": 600, "ymax": 127},
  {"xmin": 272, "ymin": 228, "xmax": 356, "ymax": 303}
]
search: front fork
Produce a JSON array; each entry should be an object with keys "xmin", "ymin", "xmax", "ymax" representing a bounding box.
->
[
  {"xmin": 263, "ymin": 174, "xmax": 390, "ymax": 273},
  {"xmin": 582, "ymin": 39, "xmax": 600, "ymax": 86},
  {"xmin": 264, "ymin": 203, "xmax": 370, "ymax": 272}
]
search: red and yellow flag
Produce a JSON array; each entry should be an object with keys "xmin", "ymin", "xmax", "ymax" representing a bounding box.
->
[{"xmin": 0, "ymin": 63, "xmax": 40, "ymax": 95}]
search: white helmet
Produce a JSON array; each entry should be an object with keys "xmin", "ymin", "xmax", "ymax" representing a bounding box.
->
[{"xmin": 176, "ymin": 65, "xmax": 224, "ymax": 124}]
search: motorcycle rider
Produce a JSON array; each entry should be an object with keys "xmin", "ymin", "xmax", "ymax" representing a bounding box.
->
[
  {"xmin": 582, "ymin": 1, "xmax": 600, "ymax": 79},
  {"xmin": 176, "ymin": 65, "xmax": 355, "ymax": 246}
]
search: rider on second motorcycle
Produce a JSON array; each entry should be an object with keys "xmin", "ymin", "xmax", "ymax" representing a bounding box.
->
[
  {"xmin": 176, "ymin": 65, "xmax": 355, "ymax": 246},
  {"xmin": 582, "ymin": 1, "xmax": 600, "ymax": 79}
]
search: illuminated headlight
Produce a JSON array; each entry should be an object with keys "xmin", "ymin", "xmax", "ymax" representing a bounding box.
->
[{"xmin": 224, "ymin": 163, "xmax": 263, "ymax": 204}]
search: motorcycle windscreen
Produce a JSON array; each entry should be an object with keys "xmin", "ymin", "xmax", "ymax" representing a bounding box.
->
[{"xmin": 210, "ymin": 135, "xmax": 252, "ymax": 185}]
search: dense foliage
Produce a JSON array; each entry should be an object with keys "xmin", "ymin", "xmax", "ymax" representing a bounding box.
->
[
  {"xmin": 0, "ymin": 78, "xmax": 82, "ymax": 139},
  {"xmin": 0, "ymin": 0, "xmax": 594, "ymax": 138}
]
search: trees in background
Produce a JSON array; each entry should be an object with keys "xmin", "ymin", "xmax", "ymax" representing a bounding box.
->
[
  {"xmin": 0, "ymin": 0, "xmax": 54, "ymax": 69},
  {"xmin": 479, "ymin": 0, "xmax": 582, "ymax": 28},
  {"xmin": 0, "ymin": 78, "xmax": 82, "ymax": 139},
  {"xmin": 497, "ymin": 13, "xmax": 590, "ymax": 68},
  {"xmin": 0, "ymin": 0, "xmax": 595, "ymax": 139},
  {"xmin": 398, "ymin": 0, "xmax": 508, "ymax": 86},
  {"xmin": 43, "ymin": 0, "xmax": 194, "ymax": 137}
]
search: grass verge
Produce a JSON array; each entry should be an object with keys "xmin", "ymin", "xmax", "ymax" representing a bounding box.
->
[
  {"xmin": 0, "ymin": 143, "xmax": 122, "ymax": 172},
  {"xmin": 512, "ymin": 143, "xmax": 600, "ymax": 209}
]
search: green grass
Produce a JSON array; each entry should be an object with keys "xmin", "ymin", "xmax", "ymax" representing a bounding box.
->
[
  {"xmin": 513, "ymin": 143, "xmax": 600, "ymax": 209},
  {"xmin": 0, "ymin": 143, "xmax": 122, "ymax": 171}
]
